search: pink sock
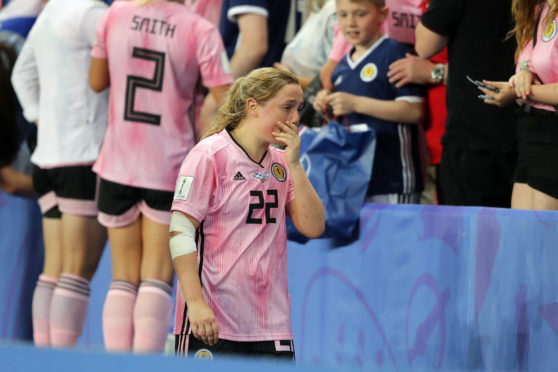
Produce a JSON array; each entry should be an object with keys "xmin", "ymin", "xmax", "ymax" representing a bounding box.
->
[
  {"xmin": 32, "ymin": 274, "xmax": 58, "ymax": 347},
  {"xmin": 49, "ymin": 273, "xmax": 90, "ymax": 348},
  {"xmin": 102, "ymin": 280, "xmax": 138, "ymax": 352},
  {"xmin": 133, "ymin": 279, "xmax": 173, "ymax": 353}
]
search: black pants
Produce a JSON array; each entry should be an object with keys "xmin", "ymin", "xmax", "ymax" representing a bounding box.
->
[{"xmin": 437, "ymin": 146, "xmax": 516, "ymax": 208}]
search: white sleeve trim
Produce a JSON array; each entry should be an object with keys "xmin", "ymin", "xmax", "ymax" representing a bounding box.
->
[
  {"xmin": 395, "ymin": 96, "xmax": 425, "ymax": 103},
  {"xmin": 227, "ymin": 5, "xmax": 268, "ymax": 23}
]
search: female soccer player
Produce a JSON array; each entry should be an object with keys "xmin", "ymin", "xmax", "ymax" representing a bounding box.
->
[
  {"xmin": 11, "ymin": 0, "xmax": 108, "ymax": 348},
  {"xmin": 89, "ymin": 0, "xmax": 233, "ymax": 353},
  {"xmin": 171, "ymin": 67, "xmax": 325, "ymax": 360},
  {"xmin": 478, "ymin": 0, "xmax": 558, "ymax": 211}
]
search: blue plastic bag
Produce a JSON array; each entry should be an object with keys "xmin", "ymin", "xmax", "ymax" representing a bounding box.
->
[{"xmin": 287, "ymin": 120, "xmax": 376, "ymax": 242}]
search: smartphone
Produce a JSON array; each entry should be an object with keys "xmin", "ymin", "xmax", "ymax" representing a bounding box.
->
[{"xmin": 466, "ymin": 75, "xmax": 499, "ymax": 93}]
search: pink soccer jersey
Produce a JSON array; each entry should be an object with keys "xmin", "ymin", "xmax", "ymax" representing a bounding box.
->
[
  {"xmin": 383, "ymin": 0, "xmax": 423, "ymax": 45},
  {"xmin": 172, "ymin": 129, "xmax": 296, "ymax": 341},
  {"xmin": 516, "ymin": 2, "xmax": 558, "ymax": 112},
  {"xmin": 184, "ymin": 0, "xmax": 222, "ymax": 26},
  {"xmin": 91, "ymin": 1, "xmax": 233, "ymax": 191}
]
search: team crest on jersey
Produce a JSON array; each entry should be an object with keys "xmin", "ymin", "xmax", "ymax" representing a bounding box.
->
[
  {"xmin": 360, "ymin": 63, "xmax": 378, "ymax": 82},
  {"xmin": 194, "ymin": 348, "xmax": 213, "ymax": 360},
  {"xmin": 253, "ymin": 171, "xmax": 271, "ymax": 182},
  {"xmin": 543, "ymin": 20, "xmax": 557, "ymax": 42},
  {"xmin": 271, "ymin": 163, "xmax": 287, "ymax": 182}
]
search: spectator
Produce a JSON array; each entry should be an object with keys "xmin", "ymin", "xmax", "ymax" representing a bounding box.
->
[
  {"xmin": 201, "ymin": 0, "xmax": 300, "ymax": 128},
  {"xmin": 387, "ymin": 0, "xmax": 447, "ymax": 204},
  {"xmin": 314, "ymin": 0, "xmax": 425, "ymax": 204},
  {"xmin": 477, "ymin": 0, "xmax": 558, "ymax": 210},
  {"xmin": 416, "ymin": 0, "xmax": 517, "ymax": 207},
  {"xmin": 276, "ymin": 0, "xmax": 337, "ymax": 85}
]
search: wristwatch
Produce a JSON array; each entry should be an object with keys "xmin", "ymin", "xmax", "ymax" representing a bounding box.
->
[{"xmin": 431, "ymin": 63, "xmax": 445, "ymax": 83}]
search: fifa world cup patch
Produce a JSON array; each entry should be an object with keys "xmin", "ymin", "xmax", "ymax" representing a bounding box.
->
[
  {"xmin": 543, "ymin": 20, "xmax": 557, "ymax": 42},
  {"xmin": 173, "ymin": 176, "xmax": 193, "ymax": 201},
  {"xmin": 360, "ymin": 63, "xmax": 378, "ymax": 82},
  {"xmin": 194, "ymin": 348, "xmax": 213, "ymax": 360},
  {"xmin": 271, "ymin": 163, "xmax": 287, "ymax": 182}
]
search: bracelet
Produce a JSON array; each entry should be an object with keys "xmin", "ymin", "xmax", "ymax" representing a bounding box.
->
[{"xmin": 520, "ymin": 60, "xmax": 529, "ymax": 71}]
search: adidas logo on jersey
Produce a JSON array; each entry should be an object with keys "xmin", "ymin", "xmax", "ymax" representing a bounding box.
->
[{"xmin": 233, "ymin": 172, "xmax": 246, "ymax": 181}]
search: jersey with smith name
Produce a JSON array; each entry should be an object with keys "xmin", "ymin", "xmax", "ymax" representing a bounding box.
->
[
  {"xmin": 172, "ymin": 129, "xmax": 295, "ymax": 341},
  {"xmin": 384, "ymin": 0, "xmax": 423, "ymax": 45},
  {"xmin": 91, "ymin": 1, "xmax": 233, "ymax": 191},
  {"xmin": 332, "ymin": 35, "xmax": 424, "ymax": 196}
]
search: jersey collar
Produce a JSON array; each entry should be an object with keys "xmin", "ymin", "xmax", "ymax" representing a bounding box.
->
[
  {"xmin": 346, "ymin": 34, "xmax": 387, "ymax": 70},
  {"xmin": 225, "ymin": 128, "xmax": 268, "ymax": 168}
]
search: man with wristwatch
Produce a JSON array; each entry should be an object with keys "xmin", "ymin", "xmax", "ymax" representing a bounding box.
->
[
  {"xmin": 431, "ymin": 63, "xmax": 446, "ymax": 84},
  {"xmin": 414, "ymin": 0, "xmax": 517, "ymax": 208}
]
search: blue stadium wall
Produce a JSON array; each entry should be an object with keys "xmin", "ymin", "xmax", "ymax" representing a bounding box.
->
[{"xmin": 2, "ymin": 190, "xmax": 558, "ymax": 371}]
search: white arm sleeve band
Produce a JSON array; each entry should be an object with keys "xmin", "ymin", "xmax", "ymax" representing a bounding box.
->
[{"xmin": 169, "ymin": 211, "xmax": 197, "ymax": 260}]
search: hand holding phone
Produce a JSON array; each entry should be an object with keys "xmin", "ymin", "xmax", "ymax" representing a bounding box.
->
[{"xmin": 466, "ymin": 75, "xmax": 500, "ymax": 93}]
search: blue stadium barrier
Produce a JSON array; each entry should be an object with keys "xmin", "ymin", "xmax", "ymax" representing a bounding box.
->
[
  {"xmin": 2, "ymin": 190, "xmax": 558, "ymax": 371},
  {"xmin": 0, "ymin": 342, "xmax": 342, "ymax": 372}
]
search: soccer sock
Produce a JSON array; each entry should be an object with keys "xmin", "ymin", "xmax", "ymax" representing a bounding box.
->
[
  {"xmin": 102, "ymin": 280, "xmax": 138, "ymax": 352},
  {"xmin": 32, "ymin": 274, "xmax": 58, "ymax": 347},
  {"xmin": 133, "ymin": 279, "xmax": 173, "ymax": 353},
  {"xmin": 49, "ymin": 273, "xmax": 90, "ymax": 348}
]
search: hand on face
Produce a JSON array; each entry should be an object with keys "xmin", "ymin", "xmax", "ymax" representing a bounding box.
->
[{"xmin": 272, "ymin": 120, "xmax": 301, "ymax": 167}]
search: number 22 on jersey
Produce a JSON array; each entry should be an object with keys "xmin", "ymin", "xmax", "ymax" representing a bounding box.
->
[{"xmin": 246, "ymin": 189, "xmax": 278, "ymax": 224}]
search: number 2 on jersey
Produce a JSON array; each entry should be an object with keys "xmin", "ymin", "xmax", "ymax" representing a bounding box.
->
[
  {"xmin": 124, "ymin": 47, "xmax": 165, "ymax": 125},
  {"xmin": 246, "ymin": 190, "xmax": 278, "ymax": 224}
]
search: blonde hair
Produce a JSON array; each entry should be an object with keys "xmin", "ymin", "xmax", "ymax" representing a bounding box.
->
[
  {"xmin": 509, "ymin": 0, "xmax": 558, "ymax": 61},
  {"xmin": 202, "ymin": 68, "xmax": 300, "ymax": 139},
  {"xmin": 336, "ymin": 0, "xmax": 386, "ymax": 8},
  {"xmin": 133, "ymin": 0, "xmax": 159, "ymax": 5},
  {"xmin": 308, "ymin": 0, "xmax": 329, "ymax": 13}
]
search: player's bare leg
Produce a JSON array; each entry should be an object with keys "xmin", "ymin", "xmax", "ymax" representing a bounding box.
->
[
  {"xmin": 61, "ymin": 214, "xmax": 106, "ymax": 279},
  {"xmin": 132, "ymin": 215, "xmax": 173, "ymax": 353}
]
